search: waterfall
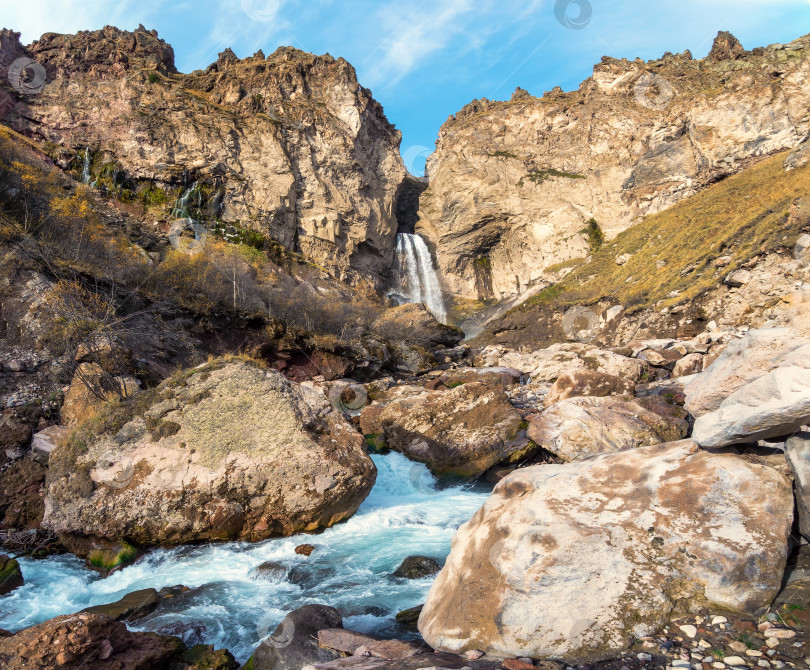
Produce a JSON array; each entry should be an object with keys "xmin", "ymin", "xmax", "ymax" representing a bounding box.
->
[
  {"xmin": 80, "ymin": 148, "xmax": 91, "ymax": 184},
  {"xmin": 171, "ymin": 182, "xmax": 199, "ymax": 219},
  {"xmin": 393, "ymin": 233, "xmax": 447, "ymax": 323}
]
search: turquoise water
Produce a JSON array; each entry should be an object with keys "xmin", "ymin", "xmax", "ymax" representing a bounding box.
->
[{"xmin": 0, "ymin": 453, "xmax": 490, "ymax": 662}]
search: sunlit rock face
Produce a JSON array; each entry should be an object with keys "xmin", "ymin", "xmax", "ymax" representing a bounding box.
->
[
  {"xmin": 2, "ymin": 26, "xmax": 406, "ymax": 285},
  {"xmin": 417, "ymin": 32, "xmax": 810, "ymax": 301}
]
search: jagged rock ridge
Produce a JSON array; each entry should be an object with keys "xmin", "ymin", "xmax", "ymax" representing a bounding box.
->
[
  {"xmin": 417, "ymin": 31, "xmax": 810, "ymax": 303},
  {"xmin": 0, "ymin": 25, "xmax": 407, "ymax": 284}
]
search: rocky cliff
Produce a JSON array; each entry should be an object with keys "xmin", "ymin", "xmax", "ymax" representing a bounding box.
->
[
  {"xmin": 0, "ymin": 25, "xmax": 406, "ymax": 284},
  {"xmin": 417, "ymin": 31, "xmax": 810, "ymax": 303}
]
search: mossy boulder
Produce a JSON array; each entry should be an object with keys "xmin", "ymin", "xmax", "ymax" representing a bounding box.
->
[{"xmin": 0, "ymin": 555, "xmax": 23, "ymax": 595}]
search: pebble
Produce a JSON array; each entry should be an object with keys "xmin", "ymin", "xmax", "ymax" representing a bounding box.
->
[
  {"xmin": 713, "ymin": 617, "xmax": 729, "ymax": 625},
  {"xmin": 747, "ymin": 650, "xmax": 763, "ymax": 657},
  {"xmin": 757, "ymin": 662, "xmax": 770, "ymax": 668},
  {"xmin": 700, "ymin": 640, "xmax": 713, "ymax": 648},
  {"xmin": 713, "ymin": 663, "xmax": 727, "ymax": 669},
  {"xmin": 730, "ymin": 642, "xmax": 749, "ymax": 653},
  {"xmin": 464, "ymin": 650, "xmax": 485, "ymax": 660},
  {"xmin": 760, "ymin": 623, "xmax": 775, "ymax": 632},
  {"xmin": 764, "ymin": 629, "xmax": 796, "ymax": 639},
  {"xmin": 637, "ymin": 653, "xmax": 653, "ymax": 661},
  {"xmin": 724, "ymin": 657, "xmax": 746, "ymax": 666},
  {"xmin": 671, "ymin": 661, "xmax": 691, "ymax": 669},
  {"xmin": 767, "ymin": 639, "xmax": 780, "ymax": 649},
  {"xmin": 680, "ymin": 625, "xmax": 698, "ymax": 639}
]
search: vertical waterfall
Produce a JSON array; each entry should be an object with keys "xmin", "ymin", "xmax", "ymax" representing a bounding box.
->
[
  {"xmin": 393, "ymin": 233, "xmax": 447, "ymax": 323},
  {"xmin": 80, "ymin": 148, "xmax": 91, "ymax": 184}
]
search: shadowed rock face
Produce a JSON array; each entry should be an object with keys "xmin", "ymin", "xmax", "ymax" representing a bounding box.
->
[
  {"xmin": 418, "ymin": 440, "xmax": 793, "ymax": 661},
  {"xmin": 43, "ymin": 361, "xmax": 377, "ymax": 551},
  {"xmin": 417, "ymin": 31, "xmax": 810, "ymax": 301},
  {"xmin": 0, "ymin": 26, "xmax": 406, "ymax": 285}
]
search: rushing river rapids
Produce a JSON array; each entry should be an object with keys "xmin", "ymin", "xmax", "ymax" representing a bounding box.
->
[{"xmin": 0, "ymin": 453, "xmax": 491, "ymax": 663}]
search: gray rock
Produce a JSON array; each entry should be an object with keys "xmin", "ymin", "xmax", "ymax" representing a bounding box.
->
[
  {"xmin": 392, "ymin": 556, "xmax": 441, "ymax": 579},
  {"xmin": 786, "ymin": 432, "xmax": 810, "ymax": 541},
  {"xmin": 693, "ymin": 366, "xmax": 810, "ymax": 448},
  {"xmin": 31, "ymin": 426, "xmax": 71, "ymax": 465},
  {"xmin": 725, "ymin": 269, "xmax": 752, "ymax": 287},
  {"xmin": 796, "ymin": 233, "xmax": 810, "ymax": 264},
  {"xmin": 248, "ymin": 604, "xmax": 343, "ymax": 670}
]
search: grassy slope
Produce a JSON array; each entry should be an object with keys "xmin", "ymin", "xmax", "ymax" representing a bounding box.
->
[
  {"xmin": 531, "ymin": 152, "xmax": 807, "ymax": 310},
  {"xmin": 475, "ymin": 151, "xmax": 810, "ymax": 344}
]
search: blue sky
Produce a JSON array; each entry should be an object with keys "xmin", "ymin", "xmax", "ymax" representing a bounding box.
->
[{"xmin": 4, "ymin": 0, "xmax": 810, "ymax": 174}]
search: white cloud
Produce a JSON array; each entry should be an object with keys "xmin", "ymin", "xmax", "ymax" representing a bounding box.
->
[
  {"xmin": 361, "ymin": 0, "xmax": 485, "ymax": 88},
  {"xmin": 2, "ymin": 0, "xmax": 162, "ymax": 43}
]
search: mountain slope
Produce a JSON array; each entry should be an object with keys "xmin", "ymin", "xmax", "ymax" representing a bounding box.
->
[{"xmin": 417, "ymin": 31, "xmax": 810, "ymax": 305}]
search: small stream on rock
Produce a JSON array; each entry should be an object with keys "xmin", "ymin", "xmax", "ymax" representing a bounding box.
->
[{"xmin": 0, "ymin": 453, "xmax": 490, "ymax": 663}]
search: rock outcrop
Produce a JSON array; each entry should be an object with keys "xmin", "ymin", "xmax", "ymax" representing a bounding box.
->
[
  {"xmin": 528, "ymin": 396, "xmax": 689, "ymax": 461},
  {"xmin": 359, "ymin": 382, "xmax": 529, "ymax": 477},
  {"xmin": 0, "ymin": 612, "xmax": 236, "ymax": 669},
  {"xmin": 787, "ymin": 432, "xmax": 810, "ymax": 542},
  {"xmin": 43, "ymin": 359, "xmax": 376, "ymax": 551},
  {"xmin": 417, "ymin": 32, "xmax": 810, "ymax": 301},
  {"xmin": 418, "ymin": 441, "xmax": 793, "ymax": 661},
  {"xmin": 1, "ymin": 26, "xmax": 406, "ymax": 284},
  {"xmin": 474, "ymin": 343, "xmax": 647, "ymax": 383}
]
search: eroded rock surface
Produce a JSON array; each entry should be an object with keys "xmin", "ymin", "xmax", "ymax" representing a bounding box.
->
[
  {"xmin": 43, "ymin": 360, "xmax": 376, "ymax": 550},
  {"xmin": 418, "ymin": 441, "xmax": 793, "ymax": 661},
  {"xmin": 2, "ymin": 26, "xmax": 406, "ymax": 283},
  {"xmin": 418, "ymin": 32, "xmax": 810, "ymax": 301}
]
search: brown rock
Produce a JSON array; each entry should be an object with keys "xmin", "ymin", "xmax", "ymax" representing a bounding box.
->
[
  {"xmin": 503, "ymin": 660, "xmax": 535, "ymax": 670},
  {"xmin": 707, "ymin": 31, "xmax": 745, "ymax": 61},
  {"xmin": 359, "ymin": 382, "xmax": 530, "ymax": 478},
  {"xmin": 0, "ymin": 458, "xmax": 46, "ymax": 529},
  {"xmin": 0, "ymin": 612, "xmax": 184, "ymax": 669},
  {"xmin": 44, "ymin": 361, "xmax": 376, "ymax": 550},
  {"xmin": 544, "ymin": 370, "xmax": 634, "ymax": 407},
  {"xmin": 528, "ymin": 395, "xmax": 689, "ymax": 462},
  {"xmin": 317, "ymin": 629, "xmax": 382, "ymax": 654},
  {"xmin": 295, "ymin": 544, "xmax": 316, "ymax": 556},
  {"xmin": 0, "ymin": 410, "xmax": 32, "ymax": 458}
]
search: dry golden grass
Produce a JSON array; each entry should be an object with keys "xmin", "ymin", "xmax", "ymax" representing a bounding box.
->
[{"xmin": 524, "ymin": 151, "xmax": 810, "ymax": 312}]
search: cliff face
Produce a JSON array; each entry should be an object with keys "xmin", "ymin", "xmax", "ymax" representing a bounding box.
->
[
  {"xmin": 0, "ymin": 26, "xmax": 406, "ymax": 284},
  {"xmin": 418, "ymin": 32, "xmax": 810, "ymax": 302}
]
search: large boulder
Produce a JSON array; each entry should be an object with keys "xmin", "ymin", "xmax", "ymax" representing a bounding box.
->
[
  {"xmin": 247, "ymin": 604, "xmax": 342, "ymax": 670},
  {"xmin": 786, "ymin": 432, "xmax": 810, "ymax": 542},
  {"xmin": 692, "ymin": 366, "xmax": 810, "ymax": 448},
  {"xmin": 0, "ymin": 410, "xmax": 32, "ymax": 460},
  {"xmin": 418, "ymin": 441, "xmax": 793, "ymax": 661},
  {"xmin": 474, "ymin": 343, "xmax": 647, "ymax": 384},
  {"xmin": 543, "ymin": 370, "xmax": 634, "ymax": 407},
  {"xmin": 684, "ymin": 329, "xmax": 810, "ymax": 417},
  {"xmin": 0, "ymin": 612, "xmax": 235, "ymax": 669},
  {"xmin": 527, "ymin": 396, "xmax": 689, "ymax": 462},
  {"xmin": 43, "ymin": 360, "xmax": 376, "ymax": 551},
  {"xmin": 359, "ymin": 382, "xmax": 530, "ymax": 477},
  {"xmin": 373, "ymin": 303, "xmax": 464, "ymax": 349}
]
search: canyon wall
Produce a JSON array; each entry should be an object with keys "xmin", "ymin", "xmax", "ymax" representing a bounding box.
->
[
  {"xmin": 0, "ymin": 26, "xmax": 406, "ymax": 284},
  {"xmin": 417, "ymin": 31, "xmax": 810, "ymax": 302}
]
